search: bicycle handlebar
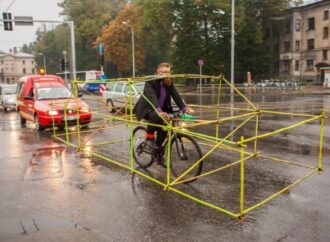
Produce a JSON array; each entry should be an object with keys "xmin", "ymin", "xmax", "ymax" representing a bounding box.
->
[{"xmin": 168, "ymin": 111, "xmax": 194, "ymax": 120}]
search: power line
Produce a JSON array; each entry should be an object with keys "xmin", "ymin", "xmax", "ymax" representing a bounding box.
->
[{"xmin": 5, "ymin": 0, "xmax": 16, "ymax": 11}]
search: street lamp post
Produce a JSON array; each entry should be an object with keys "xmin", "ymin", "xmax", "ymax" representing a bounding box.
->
[
  {"xmin": 231, "ymin": 0, "xmax": 235, "ymax": 94},
  {"xmin": 122, "ymin": 21, "xmax": 135, "ymax": 77},
  {"xmin": 38, "ymin": 53, "xmax": 47, "ymax": 74},
  {"xmin": 62, "ymin": 50, "xmax": 68, "ymax": 81}
]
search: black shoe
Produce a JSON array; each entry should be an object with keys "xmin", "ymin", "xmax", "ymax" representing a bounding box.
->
[
  {"xmin": 157, "ymin": 157, "xmax": 167, "ymax": 168},
  {"xmin": 144, "ymin": 139, "xmax": 159, "ymax": 150}
]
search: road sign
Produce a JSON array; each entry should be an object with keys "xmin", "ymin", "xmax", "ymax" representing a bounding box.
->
[
  {"xmin": 98, "ymin": 43, "xmax": 104, "ymax": 54},
  {"xmin": 14, "ymin": 16, "xmax": 33, "ymax": 26},
  {"xmin": 198, "ymin": 59, "xmax": 204, "ymax": 66}
]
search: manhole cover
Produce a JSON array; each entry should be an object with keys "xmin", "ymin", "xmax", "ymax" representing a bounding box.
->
[{"xmin": 24, "ymin": 146, "xmax": 65, "ymax": 180}]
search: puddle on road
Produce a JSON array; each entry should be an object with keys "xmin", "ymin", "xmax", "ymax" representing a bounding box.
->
[{"xmin": 24, "ymin": 146, "xmax": 65, "ymax": 180}]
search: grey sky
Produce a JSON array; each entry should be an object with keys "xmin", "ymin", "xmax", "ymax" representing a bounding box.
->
[{"xmin": 0, "ymin": 0, "xmax": 63, "ymax": 52}]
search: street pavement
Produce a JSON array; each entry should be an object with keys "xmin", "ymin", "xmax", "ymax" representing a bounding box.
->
[{"xmin": 0, "ymin": 86, "xmax": 330, "ymax": 242}]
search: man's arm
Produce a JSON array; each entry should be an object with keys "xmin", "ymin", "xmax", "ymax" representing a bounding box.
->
[
  {"xmin": 143, "ymin": 80, "xmax": 159, "ymax": 110},
  {"xmin": 169, "ymin": 84, "xmax": 185, "ymax": 111}
]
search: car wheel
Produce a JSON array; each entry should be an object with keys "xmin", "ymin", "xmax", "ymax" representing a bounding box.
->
[
  {"xmin": 34, "ymin": 116, "xmax": 45, "ymax": 131},
  {"xmin": 20, "ymin": 115, "xmax": 26, "ymax": 124},
  {"xmin": 107, "ymin": 99, "xmax": 115, "ymax": 113}
]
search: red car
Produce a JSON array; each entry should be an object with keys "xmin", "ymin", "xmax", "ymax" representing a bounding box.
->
[{"xmin": 16, "ymin": 74, "xmax": 92, "ymax": 131}]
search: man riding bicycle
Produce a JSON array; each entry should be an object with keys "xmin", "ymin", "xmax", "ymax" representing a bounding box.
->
[{"xmin": 133, "ymin": 62, "xmax": 192, "ymax": 166}]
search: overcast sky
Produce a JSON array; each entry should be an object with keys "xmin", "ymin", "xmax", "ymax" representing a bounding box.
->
[{"xmin": 0, "ymin": 0, "xmax": 63, "ymax": 52}]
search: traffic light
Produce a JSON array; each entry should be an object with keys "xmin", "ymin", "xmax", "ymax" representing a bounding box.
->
[
  {"xmin": 60, "ymin": 59, "xmax": 65, "ymax": 71},
  {"xmin": 3, "ymin": 12, "xmax": 13, "ymax": 31},
  {"xmin": 98, "ymin": 53, "xmax": 104, "ymax": 65},
  {"xmin": 98, "ymin": 43, "xmax": 104, "ymax": 66}
]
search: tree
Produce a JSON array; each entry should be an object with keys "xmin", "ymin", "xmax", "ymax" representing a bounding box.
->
[
  {"xmin": 96, "ymin": 5, "xmax": 145, "ymax": 76},
  {"xmin": 58, "ymin": 0, "xmax": 127, "ymax": 72},
  {"xmin": 33, "ymin": 24, "xmax": 69, "ymax": 74}
]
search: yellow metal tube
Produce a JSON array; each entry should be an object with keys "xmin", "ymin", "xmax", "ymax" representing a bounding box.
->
[
  {"xmin": 318, "ymin": 111, "xmax": 326, "ymax": 170},
  {"xmin": 240, "ymin": 115, "xmax": 321, "ymax": 144},
  {"xmin": 240, "ymin": 136, "xmax": 245, "ymax": 216},
  {"xmin": 128, "ymin": 78, "xmax": 135, "ymax": 172}
]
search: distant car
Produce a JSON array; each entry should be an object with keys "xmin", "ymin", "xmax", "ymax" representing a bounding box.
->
[
  {"xmin": 102, "ymin": 81, "xmax": 144, "ymax": 113},
  {"xmin": 16, "ymin": 74, "xmax": 92, "ymax": 131},
  {"xmin": 0, "ymin": 84, "xmax": 17, "ymax": 112}
]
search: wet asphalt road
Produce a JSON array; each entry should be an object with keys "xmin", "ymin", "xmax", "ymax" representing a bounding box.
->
[{"xmin": 0, "ymin": 85, "xmax": 330, "ymax": 242}]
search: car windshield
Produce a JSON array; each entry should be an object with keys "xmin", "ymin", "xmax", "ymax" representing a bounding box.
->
[
  {"xmin": 37, "ymin": 87, "xmax": 73, "ymax": 100},
  {"xmin": 135, "ymin": 83, "xmax": 145, "ymax": 94},
  {"xmin": 2, "ymin": 85, "xmax": 17, "ymax": 95}
]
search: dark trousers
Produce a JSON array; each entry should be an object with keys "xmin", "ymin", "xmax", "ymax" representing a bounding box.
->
[{"xmin": 145, "ymin": 111, "xmax": 167, "ymax": 147}]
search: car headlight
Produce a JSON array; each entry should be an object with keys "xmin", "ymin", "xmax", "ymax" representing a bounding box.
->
[
  {"xmin": 81, "ymin": 107, "xmax": 90, "ymax": 113},
  {"xmin": 48, "ymin": 110, "xmax": 59, "ymax": 116}
]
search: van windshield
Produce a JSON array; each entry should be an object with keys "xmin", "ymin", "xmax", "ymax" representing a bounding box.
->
[
  {"xmin": 2, "ymin": 85, "xmax": 17, "ymax": 95},
  {"xmin": 37, "ymin": 87, "xmax": 73, "ymax": 100}
]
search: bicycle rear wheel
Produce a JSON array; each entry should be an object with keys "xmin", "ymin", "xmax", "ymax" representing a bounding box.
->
[
  {"xmin": 132, "ymin": 126, "xmax": 154, "ymax": 168},
  {"xmin": 170, "ymin": 134, "xmax": 203, "ymax": 183}
]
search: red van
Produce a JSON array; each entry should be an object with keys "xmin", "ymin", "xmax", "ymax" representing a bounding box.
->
[{"xmin": 16, "ymin": 74, "xmax": 92, "ymax": 130}]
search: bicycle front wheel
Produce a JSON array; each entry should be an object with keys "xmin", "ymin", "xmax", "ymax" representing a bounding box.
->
[
  {"xmin": 132, "ymin": 126, "xmax": 154, "ymax": 168},
  {"xmin": 170, "ymin": 134, "xmax": 203, "ymax": 183}
]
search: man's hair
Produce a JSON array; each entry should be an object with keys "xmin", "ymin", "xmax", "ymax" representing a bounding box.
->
[{"xmin": 157, "ymin": 62, "xmax": 172, "ymax": 70}]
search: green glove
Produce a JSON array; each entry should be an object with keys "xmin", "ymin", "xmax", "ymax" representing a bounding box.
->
[{"xmin": 180, "ymin": 113, "xmax": 193, "ymax": 120}]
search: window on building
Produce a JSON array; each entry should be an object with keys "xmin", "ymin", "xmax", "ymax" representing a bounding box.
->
[
  {"xmin": 296, "ymin": 19, "xmax": 301, "ymax": 31},
  {"xmin": 1, "ymin": 68, "xmax": 3, "ymax": 73},
  {"xmin": 273, "ymin": 27, "xmax": 279, "ymax": 37},
  {"xmin": 32, "ymin": 68, "xmax": 35, "ymax": 74},
  {"xmin": 306, "ymin": 60, "xmax": 314, "ymax": 71},
  {"xmin": 284, "ymin": 41, "xmax": 290, "ymax": 52},
  {"xmin": 283, "ymin": 60, "xmax": 291, "ymax": 72},
  {"xmin": 308, "ymin": 17, "xmax": 315, "ymax": 30},
  {"xmin": 307, "ymin": 39, "xmax": 314, "ymax": 50},
  {"xmin": 22, "ymin": 60, "xmax": 25, "ymax": 64},
  {"xmin": 0, "ymin": 60, "xmax": 3, "ymax": 64},
  {"xmin": 295, "ymin": 40, "xmax": 300, "ymax": 51},
  {"xmin": 284, "ymin": 21, "xmax": 291, "ymax": 33},
  {"xmin": 23, "ymin": 68, "xmax": 26, "ymax": 74},
  {"xmin": 31, "ymin": 61, "xmax": 34, "ymax": 64},
  {"xmin": 323, "ymin": 50, "xmax": 328, "ymax": 60},
  {"xmin": 324, "ymin": 27, "xmax": 329, "ymax": 39},
  {"xmin": 324, "ymin": 10, "xmax": 329, "ymax": 20},
  {"xmin": 295, "ymin": 60, "xmax": 300, "ymax": 71},
  {"xmin": 273, "ymin": 44, "xmax": 279, "ymax": 54}
]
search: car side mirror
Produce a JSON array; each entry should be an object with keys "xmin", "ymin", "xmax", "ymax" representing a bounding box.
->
[
  {"xmin": 24, "ymin": 96, "xmax": 33, "ymax": 100},
  {"xmin": 77, "ymin": 91, "xmax": 83, "ymax": 97}
]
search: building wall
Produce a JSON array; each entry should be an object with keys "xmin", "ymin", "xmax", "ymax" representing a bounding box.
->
[
  {"xmin": 266, "ymin": 0, "xmax": 330, "ymax": 82},
  {"xmin": 0, "ymin": 51, "xmax": 36, "ymax": 84}
]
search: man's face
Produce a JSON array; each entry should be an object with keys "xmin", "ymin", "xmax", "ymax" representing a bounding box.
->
[{"xmin": 157, "ymin": 66, "xmax": 171, "ymax": 86}]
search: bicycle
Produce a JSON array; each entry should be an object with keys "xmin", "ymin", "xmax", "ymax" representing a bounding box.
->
[{"xmin": 132, "ymin": 112, "xmax": 203, "ymax": 183}]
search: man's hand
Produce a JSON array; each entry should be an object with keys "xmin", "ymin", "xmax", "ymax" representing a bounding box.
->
[
  {"xmin": 159, "ymin": 112, "xmax": 170, "ymax": 121},
  {"xmin": 185, "ymin": 107, "xmax": 195, "ymax": 114}
]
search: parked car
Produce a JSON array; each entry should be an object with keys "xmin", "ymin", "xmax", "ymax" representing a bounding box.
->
[
  {"xmin": 102, "ymin": 81, "xmax": 144, "ymax": 113},
  {"xmin": 16, "ymin": 74, "xmax": 92, "ymax": 131},
  {"xmin": 0, "ymin": 84, "xmax": 17, "ymax": 112}
]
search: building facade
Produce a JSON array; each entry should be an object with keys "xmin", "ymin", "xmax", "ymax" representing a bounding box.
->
[
  {"xmin": 0, "ymin": 49, "xmax": 36, "ymax": 84},
  {"xmin": 265, "ymin": 0, "xmax": 330, "ymax": 82}
]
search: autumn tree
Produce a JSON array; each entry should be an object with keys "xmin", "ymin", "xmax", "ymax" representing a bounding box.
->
[
  {"xmin": 96, "ymin": 5, "xmax": 145, "ymax": 76},
  {"xmin": 58, "ymin": 0, "xmax": 127, "ymax": 71}
]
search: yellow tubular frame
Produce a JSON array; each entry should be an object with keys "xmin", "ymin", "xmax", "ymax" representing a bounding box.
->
[{"xmin": 52, "ymin": 74, "xmax": 325, "ymax": 220}]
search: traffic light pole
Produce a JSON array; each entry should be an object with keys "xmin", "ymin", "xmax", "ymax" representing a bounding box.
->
[{"xmin": 0, "ymin": 17, "xmax": 77, "ymax": 80}]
